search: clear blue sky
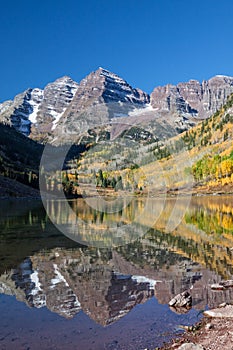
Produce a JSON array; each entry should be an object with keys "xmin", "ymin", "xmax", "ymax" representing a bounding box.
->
[{"xmin": 0, "ymin": 0, "xmax": 233, "ymax": 102}]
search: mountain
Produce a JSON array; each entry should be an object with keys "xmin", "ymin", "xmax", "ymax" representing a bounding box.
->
[
  {"xmin": 1, "ymin": 69, "xmax": 233, "ymax": 145},
  {"xmin": 0, "ymin": 88, "xmax": 43, "ymax": 136},
  {"xmin": 151, "ymin": 75, "xmax": 233, "ymax": 118},
  {"xmin": 122, "ymin": 92, "xmax": 233, "ymax": 195},
  {"xmin": 0, "ymin": 76, "xmax": 78, "ymax": 142},
  {"xmin": 75, "ymin": 92, "xmax": 233, "ymax": 197},
  {"xmin": 1, "ymin": 70, "xmax": 232, "ymax": 198},
  {"xmin": 135, "ymin": 75, "xmax": 233, "ymax": 141},
  {"xmin": 53, "ymin": 67, "xmax": 150, "ymax": 144}
]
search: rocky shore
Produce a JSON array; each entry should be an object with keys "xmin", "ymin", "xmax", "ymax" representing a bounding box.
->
[
  {"xmin": 160, "ymin": 282, "xmax": 233, "ymax": 350},
  {"xmin": 160, "ymin": 315, "xmax": 233, "ymax": 350}
]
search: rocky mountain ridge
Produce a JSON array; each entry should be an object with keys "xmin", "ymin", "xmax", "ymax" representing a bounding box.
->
[
  {"xmin": 151, "ymin": 75, "xmax": 233, "ymax": 117},
  {"xmin": 0, "ymin": 76, "xmax": 78, "ymax": 142},
  {"xmin": 0, "ymin": 69, "xmax": 233, "ymax": 144}
]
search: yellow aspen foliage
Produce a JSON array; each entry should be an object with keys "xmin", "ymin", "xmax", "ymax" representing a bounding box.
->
[
  {"xmin": 222, "ymin": 214, "xmax": 233, "ymax": 231},
  {"xmin": 220, "ymin": 159, "xmax": 233, "ymax": 177},
  {"xmin": 221, "ymin": 177, "xmax": 231, "ymax": 186},
  {"xmin": 215, "ymin": 166, "xmax": 222, "ymax": 179}
]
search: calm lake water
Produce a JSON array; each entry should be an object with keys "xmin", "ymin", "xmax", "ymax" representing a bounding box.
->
[{"xmin": 0, "ymin": 195, "xmax": 233, "ymax": 350}]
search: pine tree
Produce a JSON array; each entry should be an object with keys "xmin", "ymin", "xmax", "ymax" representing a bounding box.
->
[{"xmin": 116, "ymin": 175, "xmax": 123, "ymax": 190}]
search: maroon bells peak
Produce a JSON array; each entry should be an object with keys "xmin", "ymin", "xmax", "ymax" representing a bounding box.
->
[{"xmin": 0, "ymin": 69, "xmax": 232, "ymax": 144}]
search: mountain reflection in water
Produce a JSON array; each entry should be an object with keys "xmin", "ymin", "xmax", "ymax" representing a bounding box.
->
[{"xmin": 0, "ymin": 196, "xmax": 233, "ymax": 348}]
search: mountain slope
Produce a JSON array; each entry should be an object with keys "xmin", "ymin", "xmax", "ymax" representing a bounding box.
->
[
  {"xmin": 0, "ymin": 77, "xmax": 78, "ymax": 142},
  {"xmin": 1, "ymin": 69, "xmax": 233, "ymax": 146},
  {"xmin": 151, "ymin": 75, "xmax": 233, "ymax": 118},
  {"xmin": 30, "ymin": 76, "xmax": 79, "ymax": 142},
  {"xmin": 0, "ymin": 124, "xmax": 44, "ymax": 192},
  {"xmin": 0, "ymin": 175, "xmax": 40, "ymax": 198},
  {"xmin": 0, "ymin": 88, "xmax": 43, "ymax": 135},
  {"xmin": 75, "ymin": 93, "xmax": 233, "ymax": 196},
  {"xmin": 53, "ymin": 67, "xmax": 150, "ymax": 144},
  {"xmin": 129, "ymin": 92, "xmax": 233, "ymax": 194},
  {"xmin": 0, "ymin": 124, "xmax": 43, "ymax": 170}
]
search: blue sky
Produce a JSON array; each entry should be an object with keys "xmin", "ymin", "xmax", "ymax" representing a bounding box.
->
[{"xmin": 0, "ymin": 0, "xmax": 233, "ymax": 102}]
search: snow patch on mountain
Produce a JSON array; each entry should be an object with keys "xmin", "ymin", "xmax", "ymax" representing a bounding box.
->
[
  {"xmin": 28, "ymin": 89, "xmax": 43, "ymax": 124},
  {"xmin": 128, "ymin": 103, "xmax": 154, "ymax": 116},
  {"xmin": 30, "ymin": 270, "xmax": 42, "ymax": 295},
  {"xmin": 50, "ymin": 110, "xmax": 64, "ymax": 130},
  {"xmin": 28, "ymin": 104, "xmax": 40, "ymax": 124},
  {"xmin": 50, "ymin": 264, "xmax": 69, "ymax": 288},
  {"xmin": 131, "ymin": 275, "xmax": 161, "ymax": 289}
]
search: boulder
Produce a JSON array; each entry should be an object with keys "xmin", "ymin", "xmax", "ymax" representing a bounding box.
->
[
  {"xmin": 204, "ymin": 304, "xmax": 233, "ymax": 318},
  {"xmin": 177, "ymin": 343, "xmax": 204, "ymax": 350},
  {"xmin": 210, "ymin": 280, "xmax": 233, "ymax": 290},
  {"xmin": 169, "ymin": 291, "xmax": 192, "ymax": 308},
  {"xmin": 210, "ymin": 283, "xmax": 226, "ymax": 290},
  {"xmin": 220, "ymin": 280, "xmax": 233, "ymax": 288}
]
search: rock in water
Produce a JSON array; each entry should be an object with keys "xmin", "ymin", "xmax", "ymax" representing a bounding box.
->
[
  {"xmin": 220, "ymin": 280, "xmax": 233, "ymax": 288},
  {"xmin": 210, "ymin": 283, "xmax": 226, "ymax": 290},
  {"xmin": 211, "ymin": 280, "xmax": 233, "ymax": 290},
  {"xmin": 169, "ymin": 291, "xmax": 192, "ymax": 308}
]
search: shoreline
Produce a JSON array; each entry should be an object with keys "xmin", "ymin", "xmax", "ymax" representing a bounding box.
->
[
  {"xmin": 1, "ymin": 171, "xmax": 233, "ymax": 200},
  {"xmin": 160, "ymin": 314, "xmax": 233, "ymax": 350},
  {"xmin": 1, "ymin": 189, "xmax": 233, "ymax": 200}
]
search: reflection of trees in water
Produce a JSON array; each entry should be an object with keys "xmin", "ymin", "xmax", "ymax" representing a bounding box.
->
[
  {"xmin": 185, "ymin": 207, "xmax": 233, "ymax": 236},
  {"xmin": 0, "ymin": 202, "xmax": 81, "ymax": 275},
  {"xmin": 0, "ymin": 204, "xmax": 47, "ymax": 231},
  {"xmin": 182, "ymin": 198, "xmax": 233, "ymax": 278},
  {"xmin": 44, "ymin": 198, "xmax": 149, "ymax": 247},
  {"xmin": 116, "ymin": 232, "xmax": 188, "ymax": 269},
  {"xmin": 116, "ymin": 226, "xmax": 233, "ymax": 279},
  {"xmin": 2, "ymin": 202, "xmax": 233, "ymax": 322},
  {"xmin": 1, "ymin": 197, "xmax": 233, "ymax": 278},
  {"xmin": 69, "ymin": 198, "xmax": 136, "ymax": 224}
]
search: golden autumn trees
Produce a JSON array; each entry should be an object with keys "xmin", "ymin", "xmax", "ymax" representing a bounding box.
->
[{"xmin": 192, "ymin": 151, "xmax": 233, "ymax": 184}]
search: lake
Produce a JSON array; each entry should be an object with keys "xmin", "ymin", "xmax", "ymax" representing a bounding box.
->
[{"xmin": 0, "ymin": 195, "xmax": 233, "ymax": 350}]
